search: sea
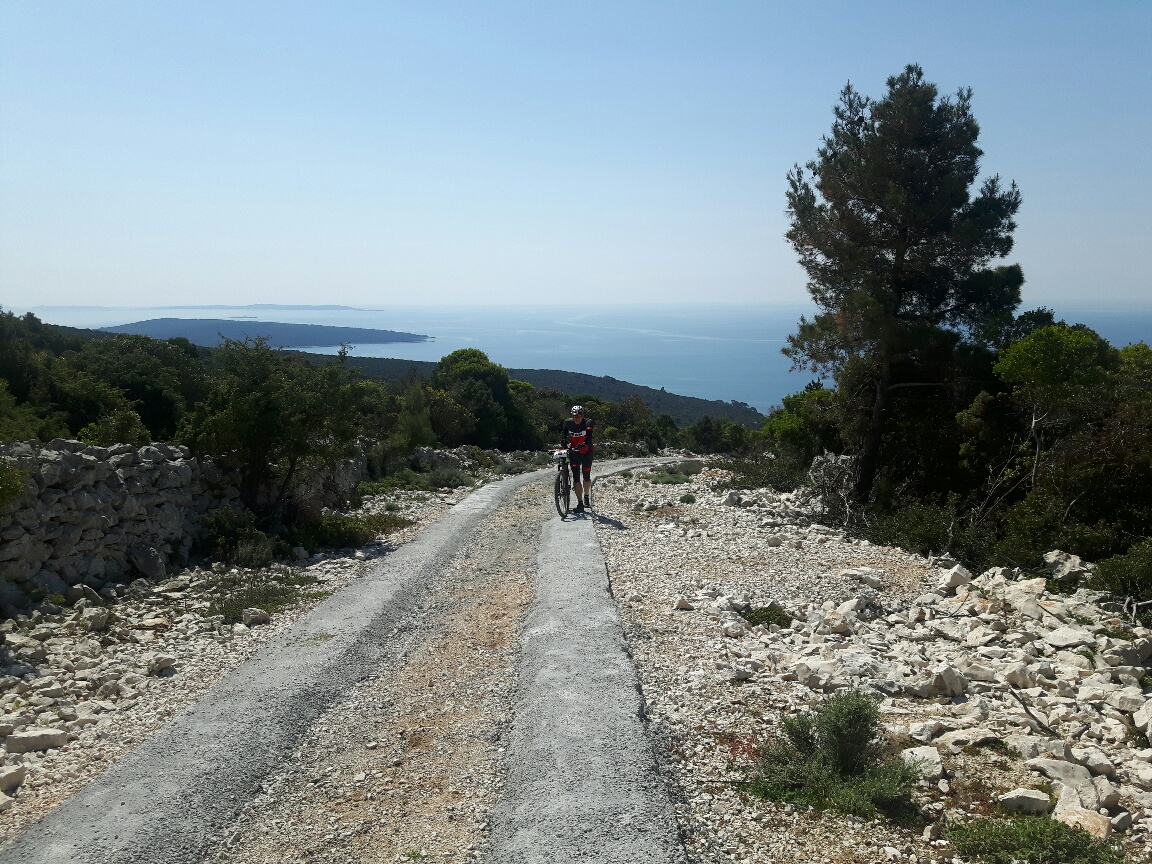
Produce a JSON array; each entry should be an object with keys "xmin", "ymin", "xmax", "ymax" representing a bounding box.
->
[{"xmin": 12, "ymin": 303, "xmax": 1152, "ymax": 415}]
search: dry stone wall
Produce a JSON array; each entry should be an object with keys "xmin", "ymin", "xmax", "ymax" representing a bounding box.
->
[{"xmin": 0, "ymin": 439, "xmax": 238, "ymax": 614}]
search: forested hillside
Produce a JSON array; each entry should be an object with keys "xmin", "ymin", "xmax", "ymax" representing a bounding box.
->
[
  {"xmin": 0, "ymin": 308, "xmax": 758, "ymax": 521},
  {"xmin": 327, "ymin": 355, "xmax": 765, "ymax": 426}
]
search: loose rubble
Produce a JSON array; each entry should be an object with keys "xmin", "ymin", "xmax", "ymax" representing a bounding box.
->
[{"xmin": 595, "ymin": 464, "xmax": 1151, "ymax": 863}]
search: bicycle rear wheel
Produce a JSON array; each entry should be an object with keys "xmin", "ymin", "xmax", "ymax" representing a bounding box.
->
[{"xmin": 553, "ymin": 469, "xmax": 570, "ymax": 518}]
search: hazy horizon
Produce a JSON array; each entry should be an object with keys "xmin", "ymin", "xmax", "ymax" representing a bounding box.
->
[{"xmin": 2, "ymin": 2, "xmax": 1149, "ymax": 310}]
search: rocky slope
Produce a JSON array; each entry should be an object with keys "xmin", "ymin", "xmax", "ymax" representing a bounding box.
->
[{"xmin": 595, "ymin": 465, "xmax": 1152, "ymax": 863}]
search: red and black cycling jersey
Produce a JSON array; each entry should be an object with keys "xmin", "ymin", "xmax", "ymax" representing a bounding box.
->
[{"xmin": 561, "ymin": 417, "xmax": 594, "ymax": 454}]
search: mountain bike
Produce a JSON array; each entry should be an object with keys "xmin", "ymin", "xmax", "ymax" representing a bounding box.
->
[{"xmin": 552, "ymin": 449, "xmax": 571, "ymax": 517}]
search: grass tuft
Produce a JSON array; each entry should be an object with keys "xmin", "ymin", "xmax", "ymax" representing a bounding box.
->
[
  {"xmin": 948, "ymin": 815, "xmax": 1126, "ymax": 864},
  {"xmin": 290, "ymin": 512, "xmax": 413, "ymax": 552},
  {"xmin": 650, "ymin": 472, "xmax": 691, "ymax": 485},
  {"xmin": 206, "ymin": 570, "xmax": 330, "ymax": 624}
]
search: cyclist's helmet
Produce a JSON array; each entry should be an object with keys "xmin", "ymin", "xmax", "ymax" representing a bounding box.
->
[{"xmin": 571, "ymin": 405, "xmax": 585, "ymax": 416}]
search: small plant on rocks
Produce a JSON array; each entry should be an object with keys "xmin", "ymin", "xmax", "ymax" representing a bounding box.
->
[
  {"xmin": 207, "ymin": 568, "xmax": 327, "ymax": 624},
  {"xmin": 948, "ymin": 815, "xmax": 1126, "ymax": 864},
  {"xmin": 740, "ymin": 605, "xmax": 792, "ymax": 629},
  {"xmin": 745, "ymin": 689, "xmax": 919, "ymax": 820},
  {"xmin": 679, "ymin": 493, "xmax": 696, "ymax": 504},
  {"xmin": 650, "ymin": 472, "xmax": 690, "ymax": 485}
]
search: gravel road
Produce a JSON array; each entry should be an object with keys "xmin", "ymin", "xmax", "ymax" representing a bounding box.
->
[
  {"xmin": 2, "ymin": 473, "xmax": 546, "ymax": 864},
  {"xmin": 1, "ymin": 458, "xmax": 683, "ymax": 864}
]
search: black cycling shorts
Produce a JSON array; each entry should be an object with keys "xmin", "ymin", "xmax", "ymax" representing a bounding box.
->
[{"xmin": 569, "ymin": 449, "xmax": 593, "ymax": 480}]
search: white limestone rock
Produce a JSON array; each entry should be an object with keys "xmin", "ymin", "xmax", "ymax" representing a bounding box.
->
[
  {"xmin": 997, "ymin": 787, "xmax": 1050, "ymax": 813},
  {"xmin": 5, "ymin": 727, "xmax": 68, "ymax": 753},
  {"xmin": 900, "ymin": 746, "xmax": 943, "ymax": 781}
]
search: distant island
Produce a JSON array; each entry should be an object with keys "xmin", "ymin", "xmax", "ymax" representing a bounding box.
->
[{"xmin": 101, "ymin": 318, "xmax": 429, "ymax": 348}]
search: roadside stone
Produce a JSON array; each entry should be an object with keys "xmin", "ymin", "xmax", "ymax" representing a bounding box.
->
[
  {"xmin": 900, "ymin": 746, "xmax": 943, "ymax": 781},
  {"xmin": 241, "ymin": 608, "xmax": 271, "ymax": 627},
  {"xmin": 128, "ymin": 546, "xmax": 167, "ymax": 580},
  {"xmin": 5, "ymin": 727, "xmax": 68, "ymax": 753},
  {"xmin": 1044, "ymin": 626, "xmax": 1095, "ymax": 649},
  {"xmin": 997, "ymin": 787, "xmax": 1050, "ymax": 813},
  {"xmin": 1055, "ymin": 807, "xmax": 1112, "ymax": 840},
  {"xmin": 936, "ymin": 565, "xmax": 972, "ymax": 593},
  {"xmin": 0, "ymin": 765, "xmax": 26, "ymax": 793},
  {"xmin": 1025, "ymin": 758, "xmax": 1094, "ymax": 790},
  {"xmin": 79, "ymin": 607, "xmax": 109, "ymax": 632}
]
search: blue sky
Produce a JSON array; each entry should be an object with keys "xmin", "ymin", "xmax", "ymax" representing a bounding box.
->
[{"xmin": 1, "ymin": 1, "xmax": 1149, "ymax": 308}]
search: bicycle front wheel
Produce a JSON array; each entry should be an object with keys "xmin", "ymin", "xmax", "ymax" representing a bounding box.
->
[{"xmin": 553, "ymin": 469, "xmax": 570, "ymax": 518}]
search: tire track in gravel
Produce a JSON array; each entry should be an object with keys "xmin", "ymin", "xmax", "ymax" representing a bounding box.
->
[
  {"xmin": 486, "ymin": 466, "xmax": 687, "ymax": 864},
  {"xmin": 0, "ymin": 472, "xmax": 548, "ymax": 864},
  {"xmin": 200, "ymin": 483, "xmax": 551, "ymax": 864}
]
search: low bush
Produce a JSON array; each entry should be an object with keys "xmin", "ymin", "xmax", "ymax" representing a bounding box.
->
[
  {"xmin": 200, "ymin": 507, "xmax": 276, "ymax": 569},
  {"xmin": 0, "ymin": 462, "xmax": 26, "ymax": 509},
  {"xmin": 357, "ymin": 466, "xmax": 475, "ymax": 495},
  {"xmin": 1093, "ymin": 539, "xmax": 1152, "ymax": 601},
  {"xmin": 948, "ymin": 815, "xmax": 1125, "ymax": 864},
  {"xmin": 720, "ymin": 449, "xmax": 809, "ymax": 492},
  {"xmin": 741, "ymin": 605, "xmax": 792, "ymax": 628},
  {"xmin": 746, "ymin": 690, "xmax": 919, "ymax": 820},
  {"xmin": 650, "ymin": 472, "xmax": 690, "ymax": 485},
  {"xmin": 77, "ymin": 407, "xmax": 150, "ymax": 448},
  {"xmin": 290, "ymin": 512, "xmax": 413, "ymax": 552},
  {"xmin": 207, "ymin": 570, "xmax": 327, "ymax": 624},
  {"xmin": 860, "ymin": 499, "xmax": 996, "ymax": 571},
  {"xmin": 679, "ymin": 493, "xmax": 696, "ymax": 504},
  {"xmin": 618, "ymin": 470, "xmax": 633, "ymax": 478},
  {"xmin": 232, "ymin": 529, "xmax": 276, "ymax": 570}
]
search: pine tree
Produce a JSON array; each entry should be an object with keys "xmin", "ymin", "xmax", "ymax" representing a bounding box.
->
[{"xmin": 784, "ymin": 64, "xmax": 1023, "ymax": 501}]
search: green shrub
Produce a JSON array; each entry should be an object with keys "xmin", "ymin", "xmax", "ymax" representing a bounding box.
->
[
  {"xmin": 233, "ymin": 529, "xmax": 276, "ymax": 569},
  {"xmin": 384, "ymin": 501, "xmax": 400, "ymax": 512},
  {"xmin": 619, "ymin": 470, "xmax": 632, "ymax": 478},
  {"xmin": 948, "ymin": 815, "xmax": 1125, "ymax": 864},
  {"xmin": 679, "ymin": 493, "xmax": 696, "ymax": 504},
  {"xmin": 0, "ymin": 462, "xmax": 27, "ymax": 509},
  {"xmin": 650, "ymin": 472, "xmax": 690, "ymax": 484},
  {"xmin": 861, "ymin": 498, "xmax": 996, "ymax": 570},
  {"xmin": 290, "ymin": 512, "xmax": 413, "ymax": 552},
  {"xmin": 746, "ymin": 690, "xmax": 918, "ymax": 820},
  {"xmin": 721, "ymin": 449, "xmax": 809, "ymax": 492},
  {"xmin": 200, "ymin": 507, "xmax": 275, "ymax": 568},
  {"xmin": 357, "ymin": 466, "xmax": 474, "ymax": 495},
  {"xmin": 357, "ymin": 479, "xmax": 396, "ymax": 496},
  {"xmin": 741, "ymin": 605, "xmax": 792, "ymax": 628},
  {"xmin": 78, "ymin": 407, "xmax": 150, "ymax": 447},
  {"xmin": 427, "ymin": 466, "xmax": 474, "ymax": 488},
  {"xmin": 1094, "ymin": 539, "xmax": 1152, "ymax": 601}
]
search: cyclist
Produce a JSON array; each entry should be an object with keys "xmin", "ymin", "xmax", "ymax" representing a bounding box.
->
[{"xmin": 561, "ymin": 405, "xmax": 594, "ymax": 514}]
